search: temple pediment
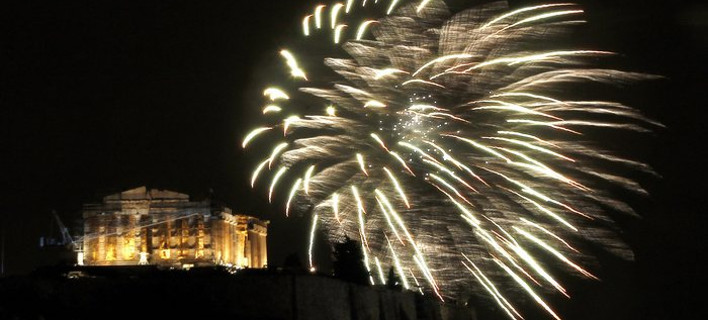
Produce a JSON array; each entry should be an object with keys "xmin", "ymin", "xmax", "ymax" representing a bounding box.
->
[{"xmin": 102, "ymin": 186, "xmax": 190, "ymax": 202}]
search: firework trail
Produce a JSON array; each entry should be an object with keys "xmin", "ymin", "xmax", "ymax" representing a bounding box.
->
[{"xmin": 243, "ymin": 1, "xmax": 659, "ymax": 318}]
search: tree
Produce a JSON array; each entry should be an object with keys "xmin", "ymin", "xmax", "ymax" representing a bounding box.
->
[
  {"xmin": 331, "ymin": 236, "xmax": 370, "ymax": 285},
  {"xmin": 386, "ymin": 266, "xmax": 402, "ymax": 291}
]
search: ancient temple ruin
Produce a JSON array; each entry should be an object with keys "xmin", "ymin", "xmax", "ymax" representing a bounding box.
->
[{"xmin": 79, "ymin": 186, "xmax": 267, "ymax": 269}]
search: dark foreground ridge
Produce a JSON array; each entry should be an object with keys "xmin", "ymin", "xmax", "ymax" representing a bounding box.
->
[{"xmin": 0, "ymin": 266, "xmax": 475, "ymax": 320}]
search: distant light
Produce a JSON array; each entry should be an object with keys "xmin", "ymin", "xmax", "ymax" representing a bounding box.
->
[{"xmin": 326, "ymin": 106, "xmax": 337, "ymax": 116}]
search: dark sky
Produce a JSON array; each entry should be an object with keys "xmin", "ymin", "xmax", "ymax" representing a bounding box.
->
[{"xmin": 2, "ymin": 0, "xmax": 706, "ymax": 319}]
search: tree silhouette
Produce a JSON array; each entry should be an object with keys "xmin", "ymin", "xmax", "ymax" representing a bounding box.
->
[
  {"xmin": 386, "ymin": 266, "xmax": 402, "ymax": 291},
  {"xmin": 331, "ymin": 236, "xmax": 370, "ymax": 285}
]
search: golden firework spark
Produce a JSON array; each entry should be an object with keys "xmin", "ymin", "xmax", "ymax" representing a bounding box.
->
[{"xmin": 243, "ymin": 1, "xmax": 658, "ymax": 319}]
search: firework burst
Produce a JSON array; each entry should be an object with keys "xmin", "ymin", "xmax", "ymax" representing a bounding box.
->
[{"xmin": 243, "ymin": 1, "xmax": 659, "ymax": 318}]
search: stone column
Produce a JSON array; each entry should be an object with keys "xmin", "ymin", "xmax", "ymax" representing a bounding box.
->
[{"xmin": 260, "ymin": 233, "xmax": 268, "ymax": 268}]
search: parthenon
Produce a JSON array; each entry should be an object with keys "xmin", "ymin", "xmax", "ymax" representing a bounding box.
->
[{"xmin": 80, "ymin": 186, "xmax": 267, "ymax": 269}]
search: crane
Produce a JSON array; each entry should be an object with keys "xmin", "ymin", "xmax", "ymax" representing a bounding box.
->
[{"xmin": 39, "ymin": 210, "xmax": 78, "ymax": 250}]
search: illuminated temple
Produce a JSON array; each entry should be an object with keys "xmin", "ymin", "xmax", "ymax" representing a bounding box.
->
[{"xmin": 79, "ymin": 186, "xmax": 268, "ymax": 269}]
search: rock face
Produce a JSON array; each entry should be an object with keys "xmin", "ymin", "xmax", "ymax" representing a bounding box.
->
[{"xmin": 0, "ymin": 268, "xmax": 476, "ymax": 320}]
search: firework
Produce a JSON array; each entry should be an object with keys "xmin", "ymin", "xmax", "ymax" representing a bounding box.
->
[{"xmin": 243, "ymin": 1, "xmax": 658, "ymax": 318}]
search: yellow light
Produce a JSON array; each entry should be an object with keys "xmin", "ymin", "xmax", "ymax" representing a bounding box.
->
[
  {"xmin": 304, "ymin": 165, "xmax": 316, "ymax": 194},
  {"xmin": 326, "ymin": 106, "xmax": 337, "ymax": 116},
  {"xmin": 334, "ymin": 24, "xmax": 347, "ymax": 44},
  {"xmin": 330, "ymin": 3, "xmax": 344, "ymax": 29},
  {"xmin": 383, "ymin": 167, "xmax": 410, "ymax": 208},
  {"xmin": 364, "ymin": 100, "xmax": 386, "ymax": 108},
  {"xmin": 314, "ymin": 5, "xmax": 325, "ymax": 29},
  {"xmin": 280, "ymin": 50, "xmax": 308, "ymax": 80},
  {"xmin": 286, "ymin": 178, "xmax": 303, "ymax": 216},
  {"xmin": 106, "ymin": 245, "xmax": 116, "ymax": 261},
  {"xmin": 263, "ymin": 87, "xmax": 290, "ymax": 101},
  {"xmin": 262, "ymin": 105, "xmax": 282, "ymax": 114},
  {"xmin": 308, "ymin": 214, "xmax": 319, "ymax": 270},
  {"xmin": 242, "ymin": 127, "xmax": 272, "ymax": 149},
  {"xmin": 302, "ymin": 15, "xmax": 312, "ymax": 36},
  {"xmin": 481, "ymin": 3, "xmax": 576, "ymax": 29},
  {"xmin": 356, "ymin": 20, "xmax": 377, "ymax": 40},
  {"xmin": 269, "ymin": 167, "xmax": 288, "ymax": 203},
  {"xmin": 331, "ymin": 193, "xmax": 340, "ymax": 223},
  {"xmin": 416, "ymin": 0, "xmax": 431, "ymax": 13},
  {"xmin": 373, "ymin": 68, "xmax": 407, "ymax": 79},
  {"xmin": 356, "ymin": 153, "xmax": 368, "ymax": 176},
  {"xmin": 386, "ymin": 0, "xmax": 400, "ymax": 14}
]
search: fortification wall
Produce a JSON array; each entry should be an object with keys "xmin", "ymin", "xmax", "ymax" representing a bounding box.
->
[{"xmin": 1, "ymin": 269, "xmax": 475, "ymax": 320}]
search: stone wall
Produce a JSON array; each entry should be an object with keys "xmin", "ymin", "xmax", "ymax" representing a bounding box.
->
[
  {"xmin": 221, "ymin": 272, "xmax": 475, "ymax": 320},
  {"xmin": 0, "ymin": 268, "xmax": 475, "ymax": 320}
]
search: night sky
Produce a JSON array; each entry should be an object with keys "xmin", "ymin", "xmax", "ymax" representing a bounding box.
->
[{"xmin": 2, "ymin": 0, "xmax": 706, "ymax": 319}]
